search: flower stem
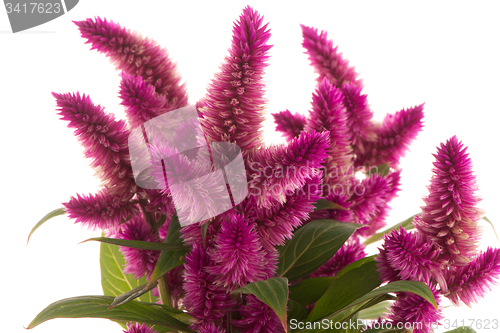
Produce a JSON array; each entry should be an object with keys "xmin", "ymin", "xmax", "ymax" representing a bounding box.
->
[{"xmin": 158, "ymin": 275, "xmax": 172, "ymax": 307}]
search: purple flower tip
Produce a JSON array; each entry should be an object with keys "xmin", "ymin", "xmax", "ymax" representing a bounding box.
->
[
  {"xmin": 123, "ymin": 323, "xmax": 159, "ymax": 333},
  {"xmin": 272, "ymin": 110, "xmax": 306, "ymax": 141}
]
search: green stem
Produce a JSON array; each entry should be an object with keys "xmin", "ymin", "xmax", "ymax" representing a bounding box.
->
[{"xmin": 158, "ymin": 275, "xmax": 172, "ymax": 308}]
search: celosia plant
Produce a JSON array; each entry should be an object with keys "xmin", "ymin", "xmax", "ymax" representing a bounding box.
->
[{"xmin": 27, "ymin": 6, "xmax": 500, "ymax": 333}]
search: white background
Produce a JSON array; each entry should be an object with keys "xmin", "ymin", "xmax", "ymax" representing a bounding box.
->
[{"xmin": 1, "ymin": 1, "xmax": 499, "ymax": 332}]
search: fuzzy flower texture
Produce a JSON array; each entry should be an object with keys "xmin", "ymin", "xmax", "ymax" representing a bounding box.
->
[{"xmin": 51, "ymin": 6, "xmax": 499, "ymax": 333}]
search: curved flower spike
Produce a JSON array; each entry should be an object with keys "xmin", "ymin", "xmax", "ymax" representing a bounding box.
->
[
  {"xmin": 414, "ymin": 136, "xmax": 483, "ymax": 265},
  {"xmin": 272, "ymin": 109, "xmax": 306, "ymax": 142},
  {"xmin": 74, "ymin": 17, "xmax": 188, "ymax": 108},
  {"xmin": 301, "ymin": 25, "xmax": 362, "ymax": 89},
  {"xmin": 199, "ymin": 6, "xmax": 271, "ymax": 152}
]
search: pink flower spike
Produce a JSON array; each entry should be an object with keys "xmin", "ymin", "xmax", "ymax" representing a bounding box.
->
[
  {"xmin": 209, "ymin": 214, "xmax": 268, "ymax": 290},
  {"xmin": 199, "ymin": 6, "xmax": 272, "ymax": 152},
  {"xmin": 413, "ymin": 136, "xmax": 483, "ymax": 266},
  {"xmin": 73, "ymin": 17, "xmax": 188, "ymax": 107},
  {"xmin": 63, "ymin": 190, "xmax": 140, "ymax": 230},
  {"xmin": 118, "ymin": 72, "xmax": 168, "ymax": 129},
  {"xmin": 272, "ymin": 110, "xmax": 306, "ymax": 141},
  {"xmin": 310, "ymin": 237, "xmax": 366, "ymax": 278},
  {"xmin": 53, "ymin": 92, "xmax": 137, "ymax": 196},
  {"xmin": 123, "ymin": 322, "xmax": 159, "ymax": 333},
  {"xmin": 357, "ymin": 104, "xmax": 424, "ymax": 167},
  {"xmin": 301, "ymin": 25, "xmax": 362, "ymax": 89},
  {"xmin": 446, "ymin": 247, "xmax": 500, "ymax": 307},
  {"xmin": 232, "ymin": 294, "xmax": 285, "ymax": 333},
  {"xmin": 246, "ymin": 130, "xmax": 330, "ymax": 207},
  {"xmin": 305, "ymin": 78, "xmax": 354, "ymax": 189}
]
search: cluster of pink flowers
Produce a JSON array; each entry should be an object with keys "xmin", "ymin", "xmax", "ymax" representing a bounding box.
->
[{"xmin": 50, "ymin": 6, "xmax": 500, "ymax": 333}]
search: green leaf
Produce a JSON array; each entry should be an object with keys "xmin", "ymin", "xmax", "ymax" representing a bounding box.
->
[
  {"xmin": 368, "ymin": 163, "xmax": 391, "ymax": 177},
  {"xmin": 443, "ymin": 327, "xmax": 477, "ymax": 333},
  {"xmin": 289, "ymin": 277, "xmax": 335, "ymax": 306},
  {"xmin": 357, "ymin": 300, "xmax": 392, "ymax": 319},
  {"xmin": 364, "ymin": 214, "xmax": 417, "ymax": 245},
  {"xmin": 26, "ymin": 296, "xmax": 192, "ymax": 332},
  {"xmin": 154, "ymin": 214, "xmax": 167, "ymax": 231},
  {"xmin": 277, "ymin": 219, "xmax": 361, "ymax": 282},
  {"xmin": 82, "ymin": 237, "xmax": 189, "ymax": 251},
  {"xmin": 149, "ymin": 214, "xmax": 187, "ymax": 285},
  {"xmin": 306, "ymin": 260, "xmax": 381, "ymax": 322},
  {"xmin": 313, "ymin": 199, "xmax": 347, "ymax": 211},
  {"xmin": 233, "ymin": 277, "xmax": 289, "ymax": 332},
  {"xmin": 27, "ymin": 207, "xmax": 66, "ymax": 244},
  {"xmin": 288, "ymin": 299, "xmax": 309, "ymax": 322},
  {"xmin": 99, "ymin": 241, "xmax": 155, "ymax": 304},
  {"xmin": 108, "ymin": 281, "xmax": 159, "ymax": 309},
  {"xmin": 483, "ymin": 216, "xmax": 498, "ymax": 240},
  {"xmin": 336, "ymin": 255, "xmax": 376, "ymax": 278}
]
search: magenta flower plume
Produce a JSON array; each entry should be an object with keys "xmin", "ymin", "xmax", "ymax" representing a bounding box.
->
[
  {"xmin": 53, "ymin": 92, "xmax": 136, "ymax": 196},
  {"xmin": 73, "ymin": 17, "xmax": 188, "ymax": 106},
  {"xmin": 272, "ymin": 110, "xmax": 306, "ymax": 141},
  {"xmin": 246, "ymin": 130, "xmax": 329, "ymax": 207},
  {"xmin": 301, "ymin": 25, "xmax": 362, "ymax": 88},
  {"xmin": 240, "ymin": 174, "xmax": 322, "ymax": 250},
  {"xmin": 446, "ymin": 247, "xmax": 500, "ymax": 306},
  {"xmin": 63, "ymin": 190, "xmax": 139, "ymax": 230},
  {"xmin": 199, "ymin": 6, "xmax": 271, "ymax": 152},
  {"xmin": 305, "ymin": 78, "xmax": 354, "ymax": 189},
  {"xmin": 310, "ymin": 237, "xmax": 366, "ymax": 278},
  {"xmin": 356, "ymin": 104, "xmax": 424, "ymax": 168},
  {"xmin": 349, "ymin": 171, "xmax": 401, "ymax": 237},
  {"xmin": 113, "ymin": 215, "xmax": 160, "ymax": 279},
  {"xmin": 413, "ymin": 136, "xmax": 483, "ymax": 265},
  {"xmin": 232, "ymin": 294, "xmax": 285, "ymax": 333},
  {"xmin": 209, "ymin": 214, "xmax": 269, "ymax": 290},
  {"xmin": 123, "ymin": 322, "xmax": 159, "ymax": 333},
  {"xmin": 341, "ymin": 83, "xmax": 377, "ymax": 155},
  {"xmin": 183, "ymin": 244, "xmax": 235, "ymax": 328},
  {"xmin": 375, "ymin": 227, "xmax": 447, "ymax": 290},
  {"xmin": 118, "ymin": 72, "xmax": 168, "ymax": 129},
  {"xmin": 197, "ymin": 322, "xmax": 226, "ymax": 333},
  {"xmin": 386, "ymin": 286, "xmax": 442, "ymax": 333}
]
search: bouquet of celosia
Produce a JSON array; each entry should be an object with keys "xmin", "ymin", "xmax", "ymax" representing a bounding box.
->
[{"xmin": 27, "ymin": 6, "xmax": 500, "ymax": 333}]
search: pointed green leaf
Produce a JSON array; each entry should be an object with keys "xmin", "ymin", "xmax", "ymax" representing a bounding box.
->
[
  {"xmin": 307, "ymin": 260, "xmax": 381, "ymax": 322},
  {"xmin": 314, "ymin": 199, "xmax": 347, "ymax": 211},
  {"xmin": 149, "ymin": 214, "xmax": 187, "ymax": 285},
  {"xmin": 109, "ymin": 281, "xmax": 159, "ymax": 309},
  {"xmin": 288, "ymin": 299, "xmax": 309, "ymax": 322},
  {"xmin": 443, "ymin": 328, "xmax": 477, "ymax": 333},
  {"xmin": 336, "ymin": 255, "xmax": 376, "ymax": 278},
  {"xmin": 83, "ymin": 237, "xmax": 189, "ymax": 251},
  {"xmin": 99, "ymin": 241, "xmax": 155, "ymax": 304},
  {"xmin": 154, "ymin": 214, "xmax": 167, "ymax": 231},
  {"xmin": 27, "ymin": 207, "xmax": 66, "ymax": 244},
  {"xmin": 357, "ymin": 300, "xmax": 391, "ymax": 319},
  {"xmin": 364, "ymin": 214, "xmax": 417, "ymax": 245},
  {"xmin": 26, "ymin": 296, "xmax": 192, "ymax": 332},
  {"xmin": 278, "ymin": 219, "xmax": 361, "ymax": 282},
  {"xmin": 289, "ymin": 277, "xmax": 334, "ymax": 306},
  {"xmin": 233, "ymin": 277, "xmax": 289, "ymax": 332}
]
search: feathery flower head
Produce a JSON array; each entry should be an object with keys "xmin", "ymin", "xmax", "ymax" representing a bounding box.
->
[
  {"xmin": 209, "ymin": 214, "xmax": 268, "ymax": 290},
  {"xmin": 73, "ymin": 17, "xmax": 188, "ymax": 106},
  {"xmin": 232, "ymin": 294, "xmax": 285, "ymax": 333},
  {"xmin": 113, "ymin": 215, "xmax": 160, "ymax": 279},
  {"xmin": 199, "ymin": 6, "xmax": 271, "ymax": 152},
  {"xmin": 376, "ymin": 227, "xmax": 447, "ymax": 290},
  {"xmin": 53, "ymin": 91, "xmax": 136, "ymax": 196},
  {"xmin": 183, "ymin": 244, "xmax": 235, "ymax": 327},
  {"xmin": 197, "ymin": 322, "xmax": 226, "ymax": 333},
  {"xmin": 386, "ymin": 286, "xmax": 442, "ymax": 333},
  {"xmin": 413, "ymin": 135, "xmax": 483, "ymax": 265},
  {"xmin": 63, "ymin": 190, "xmax": 139, "ymax": 230},
  {"xmin": 272, "ymin": 110, "xmax": 306, "ymax": 141},
  {"xmin": 123, "ymin": 322, "xmax": 159, "ymax": 333},
  {"xmin": 356, "ymin": 104, "xmax": 424, "ymax": 168},
  {"xmin": 305, "ymin": 78, "xmax": 354, "ymax": 189},
  {"xmin": 246, "ymin": 130, "xmax": 329, "ymax": 207},
  {"xmin": 446, "ymin": 247, "xmax": 500, "ymax": 306}
]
